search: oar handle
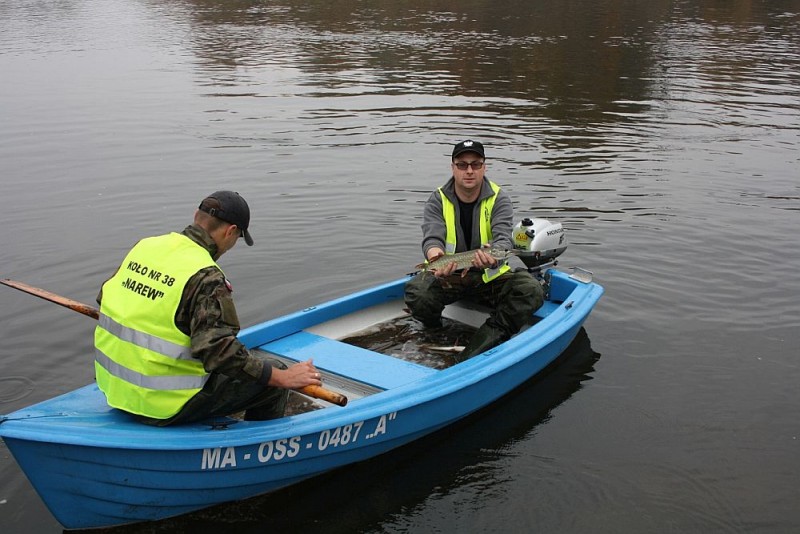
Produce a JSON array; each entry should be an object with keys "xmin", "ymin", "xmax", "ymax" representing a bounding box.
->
[
  {"xmin": 299, "ymin": 385, "xmax": 348, "ymax": 407},
  {"xmin": 1, "ymin": 278, "xmax": 348, "ymax": 407}
]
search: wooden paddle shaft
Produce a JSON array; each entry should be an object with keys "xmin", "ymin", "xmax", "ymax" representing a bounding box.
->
[
  {"xmin": 1, "ymin": 278, "xmax": 347, "ymax": 407},
  {"xmin": 1, "ymin": 279, "xmax": 100, "ymax": 319}
]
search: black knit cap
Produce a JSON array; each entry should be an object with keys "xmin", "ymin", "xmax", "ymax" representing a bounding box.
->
[
  {"xmin": 452, "ymin": 139, "xmax": 485, "ymax": 160},
  {"xmin": 198, "ymin": 191, "xmax": 254, "ymax": 246}
]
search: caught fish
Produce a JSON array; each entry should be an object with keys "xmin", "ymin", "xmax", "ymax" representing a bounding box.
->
[
  {"xmin": 415, "ymin": 247, "xmax": 516, "ymax": 272},
  {"xmin": 422, "ymin": 345, "xmax": 466, "ymax": 353}
]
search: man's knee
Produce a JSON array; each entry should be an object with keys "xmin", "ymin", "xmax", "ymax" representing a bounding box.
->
[
  {"xmin": 497, "ymin": 272, "xmax": 544, "ymax": 328},
  {"xmin": 510, "ymin": 272, "xmax": 544, "ymax": 311},
  {"xmin": 404, "ymin": 274, "xmax": 445, "ymax": 327}
]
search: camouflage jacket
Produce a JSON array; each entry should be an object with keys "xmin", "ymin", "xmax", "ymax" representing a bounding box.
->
[{"xmin": 97, "ymin": 224, "xmax": 271, "ymax": 386}]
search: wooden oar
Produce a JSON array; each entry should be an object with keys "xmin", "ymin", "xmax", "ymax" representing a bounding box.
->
[{"xmin": 1, "ymin": 278, "xmax": 348, "ymax": 407}]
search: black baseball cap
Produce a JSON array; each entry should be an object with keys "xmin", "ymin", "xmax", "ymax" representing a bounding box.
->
[
  {"xmin": 452, "ymin": 139, "xmax": 485, "ymax": 160},
  {"xmin": 198, "ymin": 191, "xmax": 254, "ymax": 246}
]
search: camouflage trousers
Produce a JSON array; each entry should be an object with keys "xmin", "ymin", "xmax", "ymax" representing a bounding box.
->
[
  {"xmin": 404, "ymin": 269, "xmax": 544, "ymax": 338},
  {"xmin": 134, "ymin": 355, "xmax": 289, "ymax": 426}
]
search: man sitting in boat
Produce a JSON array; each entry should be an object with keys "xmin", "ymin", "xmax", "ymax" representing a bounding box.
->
[
  {"xmin": 94, "ymin": 191, "xmax": 322, "ymax": 425},
  {"xmin": 405, "ymin": 140, "xmax": 544, "ymax": 359}
]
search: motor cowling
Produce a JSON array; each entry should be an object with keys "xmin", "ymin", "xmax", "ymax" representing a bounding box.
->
[{"xmin": 512, "ymin": 218, "xmax": 567, "ymax": 269}]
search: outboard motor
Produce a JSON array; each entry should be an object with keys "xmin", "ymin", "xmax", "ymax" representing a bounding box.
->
[{"xmin": 512, "ymin": 218, "xmax": 567, "ymax": 270}]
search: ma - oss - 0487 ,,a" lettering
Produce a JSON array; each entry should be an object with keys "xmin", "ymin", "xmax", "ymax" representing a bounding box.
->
[{"xmin": 201, "ymin": 412, "xmax": 398, "ymax": 470}]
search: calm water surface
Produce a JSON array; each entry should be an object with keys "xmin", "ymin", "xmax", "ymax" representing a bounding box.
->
[{"xmin": 1, "ymin": 1, "xmax": 799, "ymax": 532}]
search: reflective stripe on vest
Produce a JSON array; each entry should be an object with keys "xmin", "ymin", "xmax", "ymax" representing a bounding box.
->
[
  {"xmin": 438, "ymin": 180, "xmax": 511, "ymax": 283},
  {"xmin": 95, "ymin": 350, "xmax": 208, "ymax": 390},
  {"xmin": 98, "ymin": 313, "xmax": 194, "ymax": 361},
  {"xmin": 94, "ymin": 233, "xmax": 218, "ymax": 419}
]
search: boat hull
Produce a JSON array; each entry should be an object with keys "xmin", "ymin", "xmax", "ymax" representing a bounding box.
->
[{"xmin": 0, "ymin": 270, "xmax": 603, "ymax": 529}]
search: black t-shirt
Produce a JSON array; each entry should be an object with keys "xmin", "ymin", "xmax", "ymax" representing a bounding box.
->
[{"xmin": 458, "ymin": 198, "xmax": 477, "ymax": 249}]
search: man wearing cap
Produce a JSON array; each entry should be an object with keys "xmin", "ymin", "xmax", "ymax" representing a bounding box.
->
[
  {"xmin": 405, "ymin": 140, "xmax": 544, "ymax": 359},
  {"xmin": 94, "ymin": 191, "xmax": 321, "ymax": 425}
]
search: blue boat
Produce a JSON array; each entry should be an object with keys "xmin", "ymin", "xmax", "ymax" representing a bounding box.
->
[{"xmin": 0, "ymin": 264, "xmax": 602, "ymax": 529}]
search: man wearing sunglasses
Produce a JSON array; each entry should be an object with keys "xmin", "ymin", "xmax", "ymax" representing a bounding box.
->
[
  {"xmin": 94, "ymin": 190, "xmax": 321, "ymax": 425},
  {"xmin": 405, "ymin": 140, "xmax": 543, "ymax": 359}
]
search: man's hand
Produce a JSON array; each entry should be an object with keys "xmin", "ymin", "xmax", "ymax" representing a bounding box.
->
[
  {"xmin": 472, "ymin": 245, "xmax": 499, "ymax": 270},
  {"xmin": 426, "ymin": 247, "xmax": 458, "ymax": 278},
  {"xmin": 269, "ymin": 359, "xmax": 322, "ymax": 389}
]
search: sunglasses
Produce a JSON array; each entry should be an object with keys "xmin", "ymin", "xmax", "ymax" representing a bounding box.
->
[{"xmin": 453, "ymin": 160, "xmax": 484, "ymax": 170}]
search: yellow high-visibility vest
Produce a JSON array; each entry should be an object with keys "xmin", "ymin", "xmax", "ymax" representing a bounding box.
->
[
  {"xmin": 94, "ymin": 233, "xmax": 218, "ymax": 418},
  {"xmin": 438, "ymin": 180, "xmax": 511, "ymax": 283}
]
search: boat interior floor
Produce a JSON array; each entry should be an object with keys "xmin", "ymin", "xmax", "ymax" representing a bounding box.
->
[
  {"xmin": 256, "ymin": 298, "xmax": 549, "ymax": 414},
  {"xmin": 258, "ymin": 296, "xmax": 552, "ymax": 414},
  {"xmin": 256, "ymin": 312, "xmax": 475, "ymax": 413},
  {"xmin": 254, "ymin": 299, "xmax": 493, "ymax": 413}
]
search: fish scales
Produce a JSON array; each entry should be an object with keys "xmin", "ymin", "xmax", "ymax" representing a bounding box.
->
[{"xmin": 415, "ymin": 247, "xmax": 516, "ymax": 272}]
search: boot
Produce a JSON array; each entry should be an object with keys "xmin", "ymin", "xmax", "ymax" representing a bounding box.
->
[{"xmin": 457, "ymin": 322, "xmax": 507, "ymax": 361}]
